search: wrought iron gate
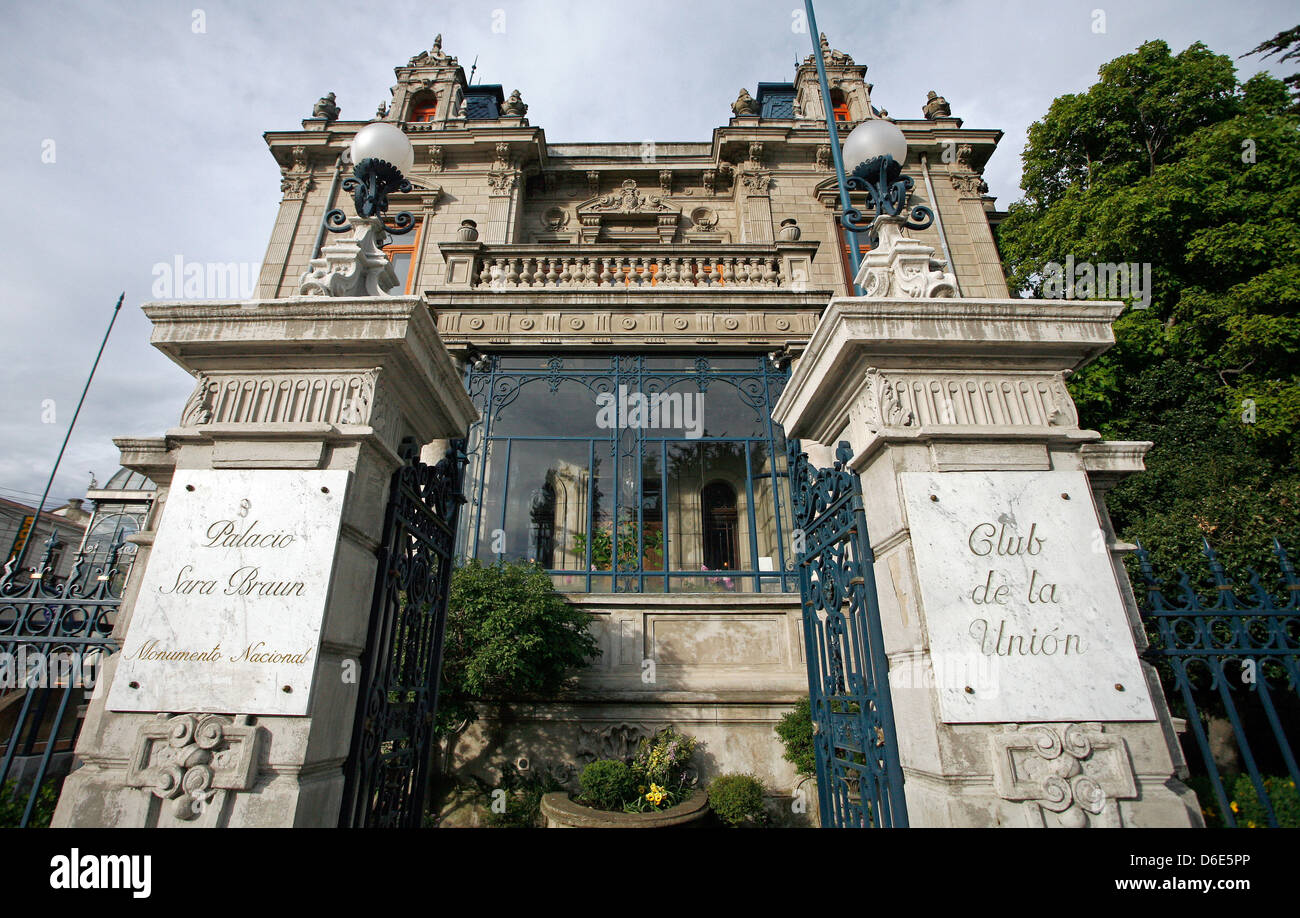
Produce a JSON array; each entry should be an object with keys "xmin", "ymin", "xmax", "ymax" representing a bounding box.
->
[
  {"xmin": 787, "ymin": 440, "xmax": 908, "ymax": 827},
  {"xmin": 0, "ymin": 535, "xmax": 124, "ymax": 827},
  {"xmin": 340, "ymin": 439, "xmax": 466, "ymax": 828},
  {"xmin": 1137, "ymin": 539, "xmax": 1299, "ymax": 828}
]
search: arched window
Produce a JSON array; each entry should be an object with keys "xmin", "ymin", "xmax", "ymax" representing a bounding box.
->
[
  {"xmin": 830, "ymin": 89, "xmax": 851, "ymax": 122},
  {"xmin": 410, "ymin": 92, "xmax": 437, "ymax": 123},
  {"xmin": 701, "ymin": 480, "xmax": 739, "ymax": 573}
]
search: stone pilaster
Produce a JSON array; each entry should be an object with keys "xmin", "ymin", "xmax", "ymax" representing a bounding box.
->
[
  {"xmin": 53, "ymin": 296, "xmax": 476, "ymax": 828},
  {"xmin": 773, "ymin": 296, "xmax": 1200, "ymax": 828}
]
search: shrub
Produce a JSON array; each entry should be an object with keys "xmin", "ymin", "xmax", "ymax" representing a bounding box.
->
[
  {"xmin": 579, "ymin": 759, "xmax": 636, "ymax": 811},
  {"xmin": 437, "ymin": 559, "xmax": 600, "ymax": 735},
  {"xmin": 0, "ymin": 779, "xmax": 59, "ymax": 828},
  {"xmin": 481, "ymin": 762, "xmax": 564, "ymax": 828},
  {"xmin": 708, "ymin": 773, "xmax": 767, "ymax": 827},
  {"xmin": 775, "ymin": 696, "xmax": 816, "ymax": 777}
]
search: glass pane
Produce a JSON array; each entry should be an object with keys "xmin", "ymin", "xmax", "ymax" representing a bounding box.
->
[
  {"xmin": 497, "ymin": 439, "xmax": 593, "ymax": 568},
  {"xmin": 472, "ymin": 440, "xmax": 506, "ymax": 559},
  {"xmin": 641, "ymin": 448, "xmax": 664, "ymax": 572},
  {"xmin": 750, "ymin": 442, "xmax": 781, "ymax": 577},
  {"xmin": 389, "ymin": 252, "xmax": 412, "ymax": 292},
  {"xmin": 641, "ymin": 379, "xmax": 765, "ymax": 439},
  {"xmin": 490, "ymin": 377, "xmax": 610, "ymax": 438},
  {"xmin": 665, "ymin": 440, "xmax": 750, "ymax": 578}
]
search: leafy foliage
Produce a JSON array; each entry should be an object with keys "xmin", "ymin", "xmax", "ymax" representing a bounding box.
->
[
  {"xmin": 436, "ymin": 559, "xmax": 600, "ymax": 735},
  {"xmin": 1243, "ymin": 24, "xmax": 1300, "ymax": 111},
  {"xmin": 0, "ymin": 779, "xmax": 59, "ymax": 828},
  {"xmin": 478, "ymin": 761, "xmax": 564, "ymax": 828},
  {"xmin": 707, "ymin": 773, "xmax": 767, "ymax": 827},
  {"xmin": 996, "ymin": 39, "xmax": 1300, "ymax": 576},
  {"xmin": 774, "ymin": 696, "xmax": 816, "ymax": 778},
  {"xmin": 578, "ymin": 759, "xmax": 636, "ymax": 811}
]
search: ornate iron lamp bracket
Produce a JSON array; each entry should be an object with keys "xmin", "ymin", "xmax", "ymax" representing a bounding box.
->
[
  {"xmin": 842, "ymin": 153, "xmax": 935, "ymax": 244},
  {"xmin": 325, "ymin": 157, "xmax": 415, "ymax": 239}
]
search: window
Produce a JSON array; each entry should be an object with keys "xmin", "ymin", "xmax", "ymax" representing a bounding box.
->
[
  {"xmin": 459, "ymin": 354, "xmax": 796, "ymax": 593},
  {"xmin": 383, "ymin": 220, "xmax": 422, "ymax": 294},
  {"xmin": 836, "ymin": 221, "xmax": 872, "ymax": 290},
  {"xmin": 410, "ymin": 93, "xmax": 437, "ymax": 123},
  {"xmin": 831, "ymin": 89, "xmax": 851, "ymax": 122}
]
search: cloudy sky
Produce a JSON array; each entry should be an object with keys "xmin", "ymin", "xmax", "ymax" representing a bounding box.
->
[{"xmin": 0, "ymin": 0, "xmax": 1293, "ymax": 510}]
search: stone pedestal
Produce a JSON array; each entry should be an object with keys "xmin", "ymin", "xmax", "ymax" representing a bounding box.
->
[
  {"xmin": 53, "ymin": 295, "xmax": 475, "ymax": 827},
  {"xmin": 773, "ymin": 296, "xmax": 1201, "ymax": 827}
]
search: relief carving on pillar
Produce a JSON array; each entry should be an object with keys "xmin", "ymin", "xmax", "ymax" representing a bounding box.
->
[
  {"xmin": 124, "ymin": 713, "xmax": 264, "ymax": 824},
  {"xmin": 990, "ymin": 723, "xmax": 1137, "ymax": 827},
  {"xmin": 858, "ymin": 369, "xmax": 1079, "ymax": 433},
  {"xmin": 177, "ymin": 369, "xmax": 387, "ymax": 428},
  {"xmin": 279, "ymin": 145, "xmax": 314, "ymax": 201}
]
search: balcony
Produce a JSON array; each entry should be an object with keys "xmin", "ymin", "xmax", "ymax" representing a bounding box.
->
[{"xmin": 436, "ymin": 241, "xmax": 820, "ymax": 292}]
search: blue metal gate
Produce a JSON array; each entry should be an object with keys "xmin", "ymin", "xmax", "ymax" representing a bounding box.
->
[
  {"xmin": 1137, "ymin": 539, "xmax": 1299, "ymax": 828},
  {"xmin": 786, "ymin": 440, "xmax": 908, "ymax": 827},
  {"xmin": 0, "ymin": 534, "xmax": 125, "ymax": 827}
]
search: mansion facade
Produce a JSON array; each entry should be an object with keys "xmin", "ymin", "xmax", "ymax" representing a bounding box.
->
[{"xmin": 258, "ymin": 35, "xmax": 1009, "ymax": 804}]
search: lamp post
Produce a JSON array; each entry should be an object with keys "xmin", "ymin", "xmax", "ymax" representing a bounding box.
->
[
  {"xmin": 841, "ymin": 118, "xmax": 934, "ymax": 247},
  {"xmin": 324, "ymin": 121, "xmax": 417, "ymax": 237}
]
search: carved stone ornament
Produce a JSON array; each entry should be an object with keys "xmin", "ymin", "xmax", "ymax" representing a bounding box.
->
[
  {"xmin": 311, "ymin": 92, "xmax": 339, "ymax": 122},
  {"xmin": 409, "ymin": 33, "xmax": 454, "ymax": 67},
  {"xmin": 922, "ymin": 90, "xmax": 951, "ymax": 120},
  {"xmin": 177, "ymin": 369, "xmax": 384, "ymax": 427},
  {"xmin": 280, "ymin": 145, "xmax": 314, "ymax": 201},
  {"xmin": 575, "ymin": 178, "xmax": 681, "ymax": 243},
  {"xmin": 815, "ymin": 145, "xmax": 831, "ymax": 170},
  {"xmin": 950, "ymin": 172, "xmax": 989, "ymax": 197},
  {"xmin": 854, "ymin": 216, "xmax": 957, "ymax": 298},
  {"xmin": 298, "ymin": 216, "xmax": 400, "ymax": 297},
  {"xmin": 804, "ymin": 32, "xmax": 855, "ymax": 67},
  {"xmin": 180, "ymin": 372, "xmax": 215, "ymax": 426},
  {"xmin": 576, "ymin": 722, "xmax": 655, "ymax": 765},
  {"xmin": 541, "ymin": 206, "xmax": 570, "ymax": 230},
  {"xmin": 857, "ymin": 367, "xmax": 1079, "ymax": 432},
  {"xmin": 487, "ymin": 170, "xmax": 519, "ymax": 195},
  {"xmin": 740, "ymin": 170, "xmax": 772, "ymax": 195},
  {"xmin": 500, "ymin": 89, "xmax": 528, "ymax": 117},
  {"xmin": 124, "ymin": 713, "xmax": 264, "ymax": 824},
  {"xmin": 689, "ymin": 206, "xmax": 718, "ymax": 230},
  {"xmin": 731, "ymin": 88, "xmax": 759, "ymax": 116},
  {"xmin": 428, "ymin": 144, "xmax": 445, "ymax": 172},
  {"xmin": 991, "ymin": 723, "xmax": 1137, "ymax": 827}
]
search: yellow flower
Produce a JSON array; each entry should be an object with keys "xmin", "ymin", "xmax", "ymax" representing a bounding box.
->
[{"xmin": 1230, "ymin": 801, "xmax": 1239, "ymax": 813}]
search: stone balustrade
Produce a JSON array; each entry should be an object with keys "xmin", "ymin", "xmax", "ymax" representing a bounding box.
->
[{"xmin": 437, "ymin": 242, "xmax": 819, "ymax": 292}]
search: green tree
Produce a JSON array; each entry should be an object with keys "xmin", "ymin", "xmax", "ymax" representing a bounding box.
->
[
  {"xmin": 997, "ymin": 39, "xmax": 1300, "ymax": 579},
  {"xmin": 436, "ymin": 559, "xmax": 599, "ymax": 735}
]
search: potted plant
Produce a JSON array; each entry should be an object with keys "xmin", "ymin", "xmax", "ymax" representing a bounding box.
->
[{"xmin": 540, "ymin": 727, "xmax": 710, "ymax": 827}]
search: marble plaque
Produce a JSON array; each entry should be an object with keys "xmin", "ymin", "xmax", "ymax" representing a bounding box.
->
[
  {"xmin": 901, "ymin": 471, "xmax": 1154, "ymax": 723},
  {"xmin": 107, "ymin": 469, "xmax": 349, "ymax": 716}
]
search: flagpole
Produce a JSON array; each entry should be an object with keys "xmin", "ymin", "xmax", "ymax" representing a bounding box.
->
[{"xmin": 13, "ymin": 292, "xmax": 125, "ymax": 571}]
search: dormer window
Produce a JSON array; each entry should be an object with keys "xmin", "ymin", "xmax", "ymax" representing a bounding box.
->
[
  {"xmin": 410, "ymin": 92, "xmax": 437, "ymax": 123},
  {"xmin": 831, "ymin": 89, "xmax": 851, "ymax": 122}
]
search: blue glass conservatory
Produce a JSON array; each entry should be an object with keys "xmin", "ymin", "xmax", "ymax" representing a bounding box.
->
[{"xmin": 457, "ymin": 354, "xmax": 797, "ymax": 593}]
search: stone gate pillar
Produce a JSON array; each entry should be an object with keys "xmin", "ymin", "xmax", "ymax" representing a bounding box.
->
[
  {"xmin": 773, "ymin": 294, "xmax": 1201, "ymax": 828},
  {"xmin": 53, "ymin": 295, "xmax": 476, "ymax": 827}
]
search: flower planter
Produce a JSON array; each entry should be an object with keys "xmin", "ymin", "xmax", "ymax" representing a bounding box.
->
[{"xmin": 540, "ymin": 788, "xmax": 710, "ymax": 828}]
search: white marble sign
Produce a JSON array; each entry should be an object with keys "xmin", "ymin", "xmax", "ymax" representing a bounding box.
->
[
  {"xmin": 107, "ymin": 469, "xmax": 348, "ymax": 716},
  {"xmin": 901, "ymin": 471, "xmax": 1154, "ymax": 723}
]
